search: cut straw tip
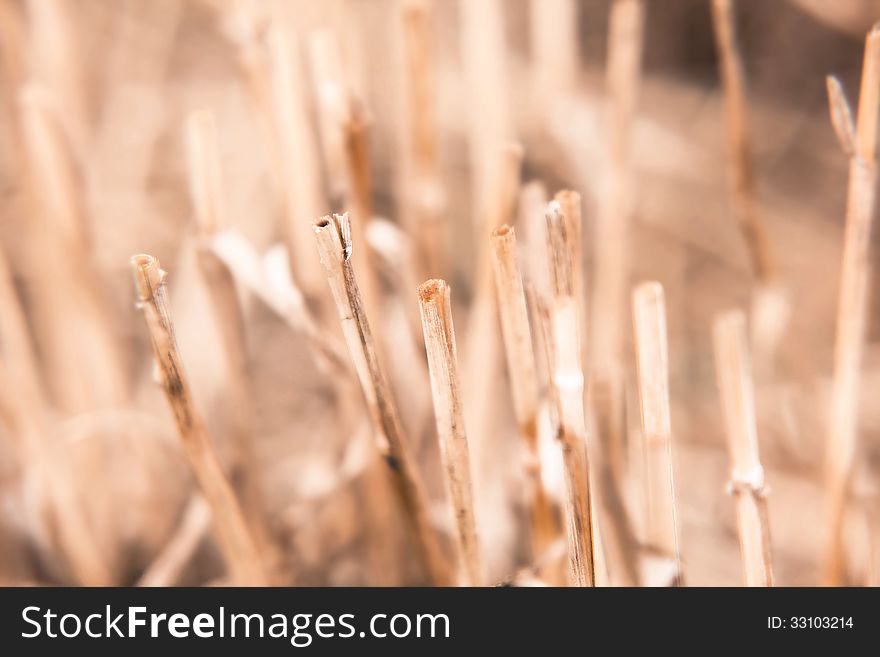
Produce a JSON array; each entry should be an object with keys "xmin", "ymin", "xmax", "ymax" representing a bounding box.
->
[
  {"xmin": 130, "ymin": 254, "xmax": 163, "ymax": 301},
  {"xmin": 313, "ymin": 213, "xmax": 352, "ymax": 260},
  {"xmin": 826, "ymin": 75, "xmax": 857, "ymax": 156},
  {"xmin": 418, "ymin": 278, "xmax": 447, "ymax": 303},
  {"xmin": 633, "ymin": 280, "xmax": 664, "ymax": 303},
  {"xmin": 313, "ymin": 215, "xmax": 333, "ymax": 232}
]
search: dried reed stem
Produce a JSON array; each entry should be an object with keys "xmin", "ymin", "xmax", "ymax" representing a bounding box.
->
[
  {"xmin": 461, "ymin": 0, "xmax": 513, "ymax": 214},
  {"xmin": 313, "ymin": 214, "xmax": 451, "ymax": 585},
  {"xmin": 402, "ymin": 0, "xmax": 445, "ymax": 278},
  {"xmin": 490, "ymin": 225, "xmax": 557, "ymax": 559},
  {"xmin": 632, "ymin": 282, "xmax": 681, "ymax": 579},
  {"xmin": 19, "ymin": 87, "xmax": 129, "ymax": 413},
  {"xmin": 713, "ymin": 310, "xmax": 774, "ymax": 587},
  {"xmin": 28, "ymin": 0, "xmax": 87, "ymax": 146},
  {"xmin": 267, "ymin": 22, "xmax": 327, "ymax": 298},
  {"xmin": 545, "ymin": 204, "xmax": 596, "ymax": 587},
  {"xmin": 138, "ymin": 496, "xmax": 211, "ymax": 587},
  {"xmin": 464, "ymin": 143, "xmax": 523, "ymax": 474},
  {"xmin": 529, "ymin": 0, "xmax": 577, "ymax": 100},
  {"xmin": 591, "ymin": 0, "xmax": 643, "ymax": 376},
  {"xmin": 341, "ymin": 97, "xmax": 386, "ymax": 336},
  {"xmin": 131, "ymin": 254, "xmax": 268, "ymax": 586},
  {"xmin": 418, "ymin": 279, "xmax": 485, "ymax": 586},
  {"xmin": 590, "ymin": 2, "xmax": 644, "ymax": 527},
  {"xmin": 307, "ymin": 30, "xmax": 350, "ymax": 202},
  {"xmin": 0, "ymin": 248, "xmax": 111, "ymax": 586},
  {"xmin": 710, "ymin": 0, "xmax": 774, "ymax": 281},
  {"xmin": 823, "ymin": 24, "xmax": 880, "ymax": 585},
  {"xmin": 554, "ymin": 190, "xmax": 585, "ymax": 355},
  {"xmin": 185, "ymin": 109, "xmax": 275, "ymax": 571},
  {"xmin": 185, "ymin": 111, "xmax": 253, "ymax": 424}
]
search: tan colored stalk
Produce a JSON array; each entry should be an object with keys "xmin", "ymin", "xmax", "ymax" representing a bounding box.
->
[
  {"xmin": 545, "ymin": 203, "xmax": 595, "ymax": 587},
  {"xmin": 823, "ymin": 24, "xmax": 880, "ymax": 585},
  {"xmin": 267, "ymin": 21, "xmax": 327, "ymax": 298},
  {"xmin": 590, "ymin": 1, "xmax": 644, "ymax": 529},
  {"xmin": 185, "ymin": 111, "xmax": 254, "ymax": 434},
  {"xmin": 554, "ymin": 190, "xmax": 585, "ymax": 354},
  {"xmin": 0, "ymin": 249, "xmax": 111, "ymax": 586},
  {"xmin": 460, "ymin": 0, "xmax": 513, "ymax": 214},
  {"xmin": 27, "ymin": 0, "xmax": 87, "ymax": 147},
  {"xmin": 591, "ymin": 0, "xmax": 644, "ymax": 378},
  {"xmin": 19, "ymin": 87, "xmax": 128, "ymax": 412},
  {"xmin": 313, "ymin": 214, "xmax": 451, "ymax": 586},
  {"xmin": 632, "ymin": 282, "xmax": 681, "ymax": 580},
  {"xmin": 307, "ymin": 29, "xmax": 350, "ymax": 201},
  {"xmin": 341, "ymin": 97, "xmax": 387, "ymax": 337},
  {"xmin": 402, "ymin": 0, "xmax": 445, "ymax": 278},
  {"xmin": 418, "ymin": 279, "xmax": 484, "ymax": 586},
  {"xmin": 529, "ymin": 0, "xmax": 577, "ymax": 100},
  {"xmin": 463, "ymin": 143, "xmax": 523, "ymax": 475},
  {"xmin": 138, "ymin": 496, "xmax": 211, "ymax": 587},
  {"xmin": 185, "ymin": 109, "xmax": 276, "ymax": 572},
  {"xmin": 713, "ymin": 310, "xmax": 774, "ymax": 587},
  {"xmin": 131, "ymin": 254, "xmax": 267, "ymax": 586},
  {"xmin": 490, "ymin": 225, "xmax": 557, "ymax": 559},
  {"xmin": 710, "ymin": 0, "xmax": 774, "ymax": 281}
]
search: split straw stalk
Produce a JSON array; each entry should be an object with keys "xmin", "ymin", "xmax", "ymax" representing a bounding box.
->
[
  {"xmin": 823, "ymin": 23, "xmax": 880, "ymax": 585},
  {"xmin": 713, "ymin": 310, "xmax": 774, "ymax": 587},
  {"xmin": 545, "ymin": 203, "xmax": 595, "ymax": 587},
  {"xmin": 131, "ymin": 254, "xmax": 268, "ymax": 586},
  {"xmin": 490, "ymin": 225, "xmax": 557, "ymax": 558},
  {"xmin": 313, "ymin": 214, "xmax": 450, "ymax": 586},
  {"xmin": 418, "ymin": 279, "xmax": 485, "ymax": 586},
  {"xmin": 632, "ymin": 282, "xmax": 681, "ymax": 578}
]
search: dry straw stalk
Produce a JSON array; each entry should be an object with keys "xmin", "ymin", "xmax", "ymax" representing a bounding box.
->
[
  {"xmin": 131, "ymin": 254, "xmax": 268, "ymax": 586},
  {"xmin": 313, "ymin": 214, "xmax": 450, "ymax": 586},
  {"xmin": 710, "ymin": 0, "xmax": 775, "ymax": 281},
  {"xmin": 490, "ymin": 224, "xmax": 557, "ymax": 558},
  {"xmin": 545, "ymin": 203, "xmax": 596, "ymax": 587},
  {"xmin": 713, "ymin": 310, "xmax": 774, "ymax": 587},
  {"xmin": 418, "ymin": 278, "xmax": 484, "ymax": 586},
  {"xmin": 632, "ymin": 282, "xmax": 681, "ymax": 579},
  {"xmin": 823, "ymin": 23, "xmax": 880, "ymax": 585}
]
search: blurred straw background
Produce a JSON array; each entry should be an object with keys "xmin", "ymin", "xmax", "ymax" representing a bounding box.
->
[{"xmin": 0, "ymin": 0, "xmax": 879, "ymax": 586}]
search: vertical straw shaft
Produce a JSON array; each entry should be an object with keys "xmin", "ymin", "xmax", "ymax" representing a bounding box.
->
[
  {"xmin": 402, "ymin": 0, "xmax": 445, "ymax": 277},
  {"xmin": 545, "ymin": 204, "xmax": 596, "ymax": 586},
  {"xmin": 185, "ymin": 109, "xmax": 276, "ymax": 572},
  {"xmin": 823, "ymin": 24, "xmax": 880, "ymax": 585},
  {"xmin": 592, "ymin": 0, "xmax": 643, "ymax": 371},
  {"xmin": 460, "ymin": 0, "xmax": 512, "ymax": 216},
  {"xmin": 131, "ymin": 254, "xmax": 267, "ymax": 586},
  {"xmin": 632, "ymin": 282, "xmax": 680, "ymax": 574},
  {"xmin": 464, "ymin": 144, "xmax": 523, "ymax": 468},
  {"xmin": 418, "ymin": 279, "xmax": 484, "ymax": 586},
  {"xmin": 313, "ymin": 214, "xmax": 450, "ymax": 586},
  {"xmin": 267, "ymin": 21, "xmax": 326, "ymax": 297},
  {"xmin": 490, "ymin": 225, "xmax": 557, "ymax": 558},
  {"xmin": 713, "ymin": 310, "xmax": 774, "ymax": 587},
  {"xmin": 710, "ymin": 0, "xmax": 774, "ymax": 281},
  {"xmin": 530, "ymin": 0, "xmax": 577, "ymax": 99}
]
